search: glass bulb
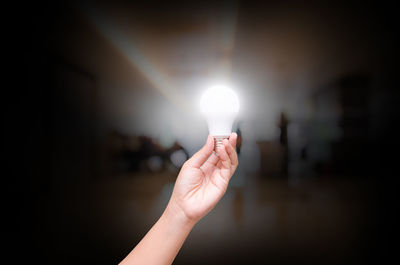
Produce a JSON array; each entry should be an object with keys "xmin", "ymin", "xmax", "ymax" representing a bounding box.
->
[{"xmin": 200, "ymin": 85, "xmax": 239, "ymax": 150}]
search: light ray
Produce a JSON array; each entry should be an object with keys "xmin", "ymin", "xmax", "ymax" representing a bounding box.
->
[
  {"xmin": 78, "ymin": 3, "xmax": 190, "ymax": 111},
  {"xmin": 214, "ymin": 0, "xmax": 240, "ymax": 81}
]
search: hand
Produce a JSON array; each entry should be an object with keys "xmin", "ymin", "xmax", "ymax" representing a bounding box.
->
[
  {"xmin": 120, "ymin": 133, "xmax": 238, "ymax": 265},
  {"xmin": 167, "ymin": 133, "xmax": 238, "ymax": 224}
]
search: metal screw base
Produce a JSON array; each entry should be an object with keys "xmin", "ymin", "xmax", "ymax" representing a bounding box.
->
[{"xmin": 213, "ymin": 135, "xmax": 229, "ymax": 151}]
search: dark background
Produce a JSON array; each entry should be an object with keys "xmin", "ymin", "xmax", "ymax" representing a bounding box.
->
[{"xmin": 6, "ymin": 0, "xmax": 399, "ymax": 264}]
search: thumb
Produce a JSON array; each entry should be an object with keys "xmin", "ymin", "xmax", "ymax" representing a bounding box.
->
[{"xmin": 185, "ymin": 135, "xmax": 214, "ymax": 168}]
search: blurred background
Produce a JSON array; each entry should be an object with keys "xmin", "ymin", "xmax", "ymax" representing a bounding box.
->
[{"xmin": 8, "ymin": 0, "xmax": 399, "ymax": 264}]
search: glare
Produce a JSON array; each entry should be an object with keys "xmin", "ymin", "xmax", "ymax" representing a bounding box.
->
[
  {"xmin": 200, "ymin": 85, "xmax": 240, "ymax": 114},
  {"xmin": 200, "ymin": 85, "xmax": 240, "ymax": 136},
  {"xmin": 79, "ymin": 3, "xmax": 189, "ymax": 111}
]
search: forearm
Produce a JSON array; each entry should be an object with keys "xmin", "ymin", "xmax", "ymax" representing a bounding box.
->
[{"xmin": 119, "ymin": 202, "xmax": 196, "ymax": 265}]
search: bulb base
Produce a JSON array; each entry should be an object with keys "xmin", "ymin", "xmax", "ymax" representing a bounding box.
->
[{"xmin": 213, "ymin": 135, "xmax": 229, "ymax": 151}]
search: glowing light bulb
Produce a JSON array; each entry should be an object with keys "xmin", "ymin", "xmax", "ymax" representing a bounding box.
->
[{"xmin": 200, "ymin": 85, "xmax": 240, "ymax": 150}]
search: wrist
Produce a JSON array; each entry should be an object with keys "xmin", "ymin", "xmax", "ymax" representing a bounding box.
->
[{"xmin": 163, "ymin": 201, "xmax": 197, "ymax": 231}]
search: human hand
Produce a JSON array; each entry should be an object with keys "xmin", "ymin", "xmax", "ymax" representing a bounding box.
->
[
  {"xmin": 166, "ymin": 133, "xmax": 238, "ymax": 225},
  {"xmin": 120, "ymin": 134, "xmax": 238, "ymax": 265}
]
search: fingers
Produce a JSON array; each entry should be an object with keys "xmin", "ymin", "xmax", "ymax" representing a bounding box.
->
[
  {"xmin": 224, "ymin": 137, "xmax": 238, "ymax": 168},
  {"xmin": 189, "ymin": 133, "xmax": 238, "ymax": 171},
  {"xmin": 185, "ymin": 135, "xmax": 214, "ymax": 168},
  {"xmin": 229, "ymin": 132, "xmax": 237, "ymax": 149},
  {"xmin": 207, "ymin": 152, "xmax": 219, "ymax": 165},
  {"xmin": 200, "ymin": 152, "xmax": 219, "ymax": 176},
  {"xmin": 217, "ymin": 140, "xmax": 231, "ymax": 170},
  {"xmin": 205, "ymin": 133, "xmax": 238, "ymax": 170},
  {"xmin": 201, "ymin": 152, "xmax": 219, "ymax": 171}
]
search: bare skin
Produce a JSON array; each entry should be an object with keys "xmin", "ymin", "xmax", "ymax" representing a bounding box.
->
[{"xmin": 120, "ymin": 133, "xmax": 238, "ymax": 265}]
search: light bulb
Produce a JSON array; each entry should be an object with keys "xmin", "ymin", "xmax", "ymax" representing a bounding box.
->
[{"xmin": 200, "ymin": 85, "xmax": 240, "ymax": 150}]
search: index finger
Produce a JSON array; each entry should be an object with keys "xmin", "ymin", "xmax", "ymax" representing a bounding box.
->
[{"xmin": 185, "ymin": 135, "xmax": 214, "ymax": 168}]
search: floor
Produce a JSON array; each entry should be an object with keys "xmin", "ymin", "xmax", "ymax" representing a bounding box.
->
[{"xmin": 33, "ymin": 169, "xmax": 389, "ymax": 265}]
